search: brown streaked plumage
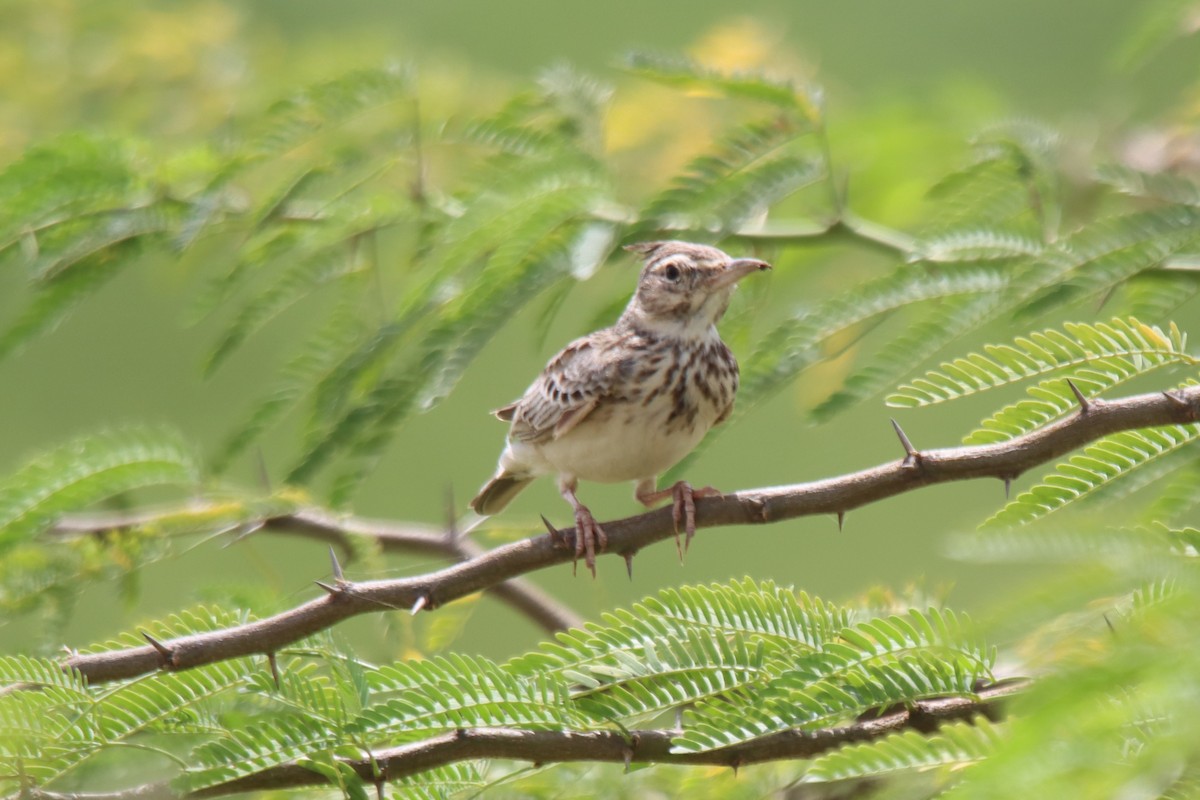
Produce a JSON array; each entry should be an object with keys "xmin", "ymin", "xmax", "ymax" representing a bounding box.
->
[{"xmin": 470, "ymin": 240, "xmax": 770, "ymax": 575}]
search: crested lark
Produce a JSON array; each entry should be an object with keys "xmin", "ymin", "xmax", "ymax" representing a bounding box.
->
[{"xmin": 470, "ymin": 241, "xmax": 770, "ymax": 575}]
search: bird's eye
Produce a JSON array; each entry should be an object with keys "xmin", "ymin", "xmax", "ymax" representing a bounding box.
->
[{"xmin": 663, "ymin": 264, "xmax": 681, "ymax": 282}]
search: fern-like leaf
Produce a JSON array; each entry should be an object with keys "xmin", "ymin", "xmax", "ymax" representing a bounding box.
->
[
  {"xmin": 1095, "ymin": 164, "xmax": 1200, "ymax": 207},
  {"xmin": 568, "ymin": 631, "xmax": 773, "ymax": 723},
  {"xmin": 624, "ymin": 52, "xmax": 815, "ymax": 114},
  {"xmin": 0, "ymin": 656, "xmax": 86, "ymax": 695},
  {"xmin": 674, "ymin": 652, "xmax": 982, "ymax": 753},
  {"xmin": 288, "ymin": 167, "xmax": 606, "ymax": 492},
  {"xmin": 511, "ymin": 580, "xmax": 848, "ymax": 684},
  {"xmin": 812, "ymin": 292, "xmax": 1008, "ymax": 422},
  {"xmin": 177, "ymin": 714, "xmax": 339, "ymax": 791},
  {"xmin": 888, "ymin": 318, "xmax": 1192, "ymax": 409},
  {"xmin": 1017, "ymin": 206, "xmax": 1200, "ymax": 317},
  {"xmin": 348, "ymin": 654, "xmax": 568, "ymax": 741},
  {"xmin": 638, "ymin": 117, "xmax": 820, "ymax": 235},
  {"xmin": 0, "ymin": 426, "xmax": 199, "ymax": 551},
  {"xmin": 983, "ymin": 421, "xmax": 1200, "ymax": 528},
  {"xmin": 0, "ymin": 259, "xmax": 125, "ymax": 362},
  {"xmin": 915, "ymin": 228, "xmax": 1044, "ymax": 263},
  {"xmin": 249, "ymin": 67, "xmax": 411, "ymax": 157},
  {"xmin": 803, "ymin": 718, "xmax": 1002, "ymax": 783},
  {"xmin": 673, "ymin": 609, "xmax": 993, "ymax": 753}
]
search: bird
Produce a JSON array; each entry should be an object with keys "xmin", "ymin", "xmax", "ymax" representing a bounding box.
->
[{"xmin": 470, "ymin": 240, "xmax": 771, "ymax": 576}]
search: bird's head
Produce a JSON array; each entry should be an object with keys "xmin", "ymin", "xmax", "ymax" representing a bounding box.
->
[{"xmin": 621, "ymin": 241, "xmax": 771, "ymax": 334}]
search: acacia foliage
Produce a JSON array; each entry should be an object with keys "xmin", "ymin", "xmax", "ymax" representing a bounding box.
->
[{"xmin": 4, "ymin": 3, "xmax": 1200, "ymax": 797}]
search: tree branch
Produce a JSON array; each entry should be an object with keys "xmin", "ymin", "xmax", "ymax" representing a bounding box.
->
[
  {"xmin": 28, "ymin": 680, "xmax": 1027, "ymax": 800},
  {"xmin": 62, "ymin": 384, "xmax": 1200, "ymax": 684},
  {"xmin": 53, "ymin": 506, "xmax": 582, "ymax": 635}
]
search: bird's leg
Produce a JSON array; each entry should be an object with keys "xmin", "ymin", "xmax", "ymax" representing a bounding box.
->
[
  {"xmin": 559, "ymin": 477, "xmax": 606, "ymax": 578},
  {"xmin": 635, "ymin": 478, "xmax": 721, "ymax": 559}
]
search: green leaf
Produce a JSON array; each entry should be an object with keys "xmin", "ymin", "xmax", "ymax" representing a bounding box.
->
[
  {"xmin": 672, "ymin": 609, "xmax": 993, "ymax": 753},
  {"xmin": 179, "ymin": 714, "xmax": 339, "ymax": 791},
  {"xmin": 0, "ymin": 132, "xmax": 147, "ymax": 251},
  {"xmin": 674, "ymin": 652, "xmax": 983, "ymax": 753},
  {"xmin": 812, "ymin": 291, "xmax": 1008, "ymax": 423},
  {"xmin": 0, "ymin": 427, "xmax": 200, "ymax": 552},
  {"xmin": 567, "ymin": 631, "xmax": 774, "ymax": 723},
  {"xmin": 0, "ymin": 259, "xmax": 124, "ymax": 362},
  {"xmin": 624, "ymin": 51, "xmax": 816, "ymax": 114},
  {"xmin": 1017, "ymin": 206, "xmax": 1200, "ymax": 317},
  {"xmin": 348, "ymin": 654, "xmax": 568, "ymax": 741},
  {"xmin": 213, "ymin": 300, "xmax": 368, "ymax": 472},
  {"xmin": 888, "ymin": 317, "xmax": 1192, "ymax": 410},
  {"xmin": 250, "ymin": 66, "xmax": 412, "ymax": 157},
  {"xmin": 638, "ymin": 117, "xmax": 821, "ymax": 236},
  {"xmin": 915, "ymin": 228, "xmax": 1045, "ymax": 263},
  {"xmin": 983, "ymin": 421, "xmax": 1200, "ymax": 528},
  {"xmin": 511, "ymin": 580, "xmax": 849, "ymax": 684},
  {"xmin": 803, "ymin": 718, "xmax": 1002, "ymax": 782},
  {"xmin": 0, "ymin": 655, "xmax": 88, "ymax": 695},
  {"xmin": 288, "ymin": 164, "xmax": 606, "ymax": 492},
  {"xmin": 1095, "ymin": 164, "xmax": 1200, "ymax": 207}
]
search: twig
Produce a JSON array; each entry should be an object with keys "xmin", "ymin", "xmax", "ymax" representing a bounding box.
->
[
  {"xmin": 52, "ymin": 506, "xmax": 581, "ymax": 636},
  {"xmin": 61, "ymin": 384, "xmax": 1200, "ymax": 685},
  {"xmin": 27, "ymin": 680, "xmax": 1027, "ymax": 800}
]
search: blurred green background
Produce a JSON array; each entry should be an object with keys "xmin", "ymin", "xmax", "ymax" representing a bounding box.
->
[{"xmin": 1, "ymin": 0, "xmax": 1195, "ymax": 662}]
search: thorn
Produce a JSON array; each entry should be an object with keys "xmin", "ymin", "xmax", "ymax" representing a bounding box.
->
[
  {"xmin": 540, "ymin": 514, "xmax": 564, "ymax": 546},
  {"xmin": 267, "ymin": 652, "xmax": 281, "ymax": 689},
  {"xmin": 1065, "ymin": 378, "xmax": 1090, "ymax": 412},
  {"xmin": 255, "ymin": 447, "xmax": 272, "ymax": 493},
  {"xmin": 375, "ymin": 777, "xmax": 386, "ymax": 800},
  {"xmin": 1003, "ymin": 476, "xmax": 1013, "ymax": 500},
  {"xmin": 623, "ymin": 551, "xmax": 635, "ymax": 580},
  {"xmin": 1104, "ymin": 613, "xmax": 1116, "ymax": 636},
  {"xmin": 223, "ymin": 520, "xmax": 265, "ymax": 548},
  {"xmin": 623, "ymin": 747, "xmax": 633, "ymax": 773},
  {"xmin": 730, "ymin": 756, "xmax": 743, "ymax": 777},
  {"xmin": 836, "ymin": 511, "xmax": 845, "ymax": 531},
  {"xmin": 142, "ymin": 631, "xmax": 174, "ymax": 668},
  {"xmin": 444, "ymin": 485, "xmax": 459, "ymax": 544},
  {"xmin": 410, "ymin": 594, "xmax": 428, "ymax": 615},
  {"xmin": 890, "ymin": 418, "xmax": 919, "ymax": 467},
  {"xmin": 314, "ymin": 580, "xmax": 339, "ymax": 596},
  {"xmin": 329, "ymin": 545, "xmax": 345, "ymax": 583},
  {"xmin": 1163, "ymin": 389, "xmax": 1191, "ymax": 410},
  {"xmin": 751, "ymin": 496, "xmax": 769, "ymax": 522}
]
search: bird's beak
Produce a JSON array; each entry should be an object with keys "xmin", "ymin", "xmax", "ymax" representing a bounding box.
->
[{"xmin": 709, "ymin": 258, "xmax": 771, "ymax": 290}]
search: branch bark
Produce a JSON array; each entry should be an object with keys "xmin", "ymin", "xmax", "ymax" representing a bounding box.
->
[
  {"xmin": 29, "ymin": 680, "xmax": 1027, "ymax": 800},
  {"xmin": 62, "ymin": 384, "xmax": 1200, "ymax": 685},
  {"xmin": 53, "ymin": 506, "xmax": 582, "ymax": 635}
]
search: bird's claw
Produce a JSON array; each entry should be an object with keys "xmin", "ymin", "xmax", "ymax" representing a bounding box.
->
[
  {"xmin": 572, "ymin": 506, "xmax": 607, "ymax": 578},
  {"xmin": 668, "ymin": 482, "xmax": 720, "ymax": 560}
]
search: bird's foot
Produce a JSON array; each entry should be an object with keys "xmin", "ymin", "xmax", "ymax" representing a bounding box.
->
[
  {"xmin": 572, "ymin": 504, "xmax": 607, "ymax": 578},
  {"xmin": 639, "ymin": 481, "xmax": 721, "ymax": 560}
]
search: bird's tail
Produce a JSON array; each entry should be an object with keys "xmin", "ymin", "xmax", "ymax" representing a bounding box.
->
[{"xmin": 470, "ymin": 470, "xmax": 534, "ymax": 515}]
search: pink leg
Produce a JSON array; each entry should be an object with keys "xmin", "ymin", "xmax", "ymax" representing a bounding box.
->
[
  {"xmin": 635, "ymin": 478, "xmax": 721, "ymax": 559},
  {"xmin": 559, "ymin": 477, "xmax": 607, "ymax": 578}
]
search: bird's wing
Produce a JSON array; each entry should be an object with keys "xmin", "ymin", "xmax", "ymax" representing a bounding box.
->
[{"xmin": 508, "ymin": 334, "xmax": 616, "ymax": 444}]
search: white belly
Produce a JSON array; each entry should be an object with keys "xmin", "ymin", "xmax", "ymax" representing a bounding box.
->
[{"xmin": 505, "ymin": 396, "xmax": 717, "ymax": 484}]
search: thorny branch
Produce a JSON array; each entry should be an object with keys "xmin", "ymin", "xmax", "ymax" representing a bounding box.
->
[
  {"xmin": 27, "ymin": 680, "xmax": 1028, "ymax": 800},
  {"xmin": 58, "ymin": 383, "xmax": 1200, "ymax": 685},
  {"xmin": 52, "ymin": 507, "xmax": 582, "ymax": 635}
]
